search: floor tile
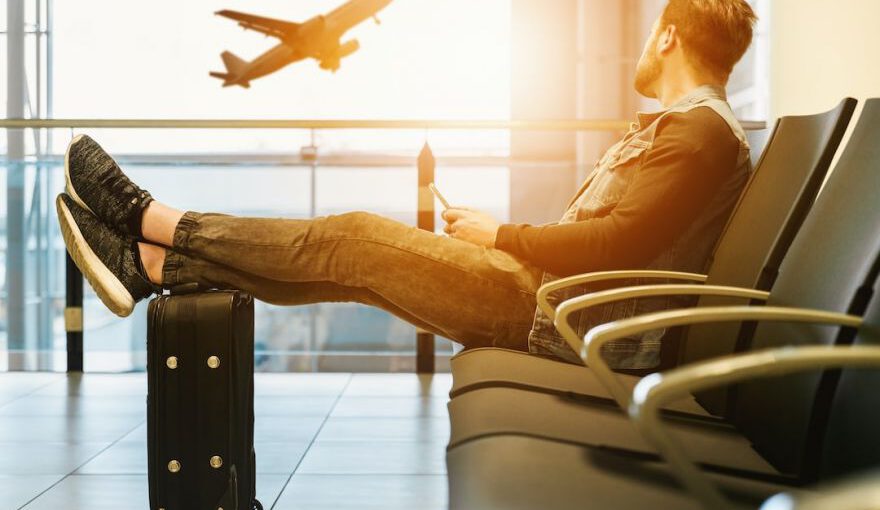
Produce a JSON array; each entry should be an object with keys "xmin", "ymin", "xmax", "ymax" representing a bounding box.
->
[
  {"xmin": 254, "ymin": 374, "xmax": 351, "ymax": 396},
  {"xmin": 0, "ymin": 442, "xmax": 111, "ymax": 475},
  {"xmin": 22, "ymin": 475, "xmax": 147, "ymax": 510},
  {"xmin": 0, "ymin": 475, "xmax": 64, "ymax": 510},
  {"xmin": 0, "ymin": 373, "xmax": 65, "ymax": 396},
  {"xmin": 331, "ymin": 396, "xmax": 449, "ymax": 418},
  {"xmin": 76, "ymin": 440, "xmax": 310, "ymax": 475},
  {"xmin": 0, "ymin": 415, "xmax": 143, "ymax": 443},
  {"xmin": 257, "ymin": 474, "xmax": 293, "ymax": 509},
  {"xmin": 296, "ymin": 441, "xmax": 447, "ymax": 475},
  {"xmin": 121, "ymin": 417, "xmax": 327, "ymax": 444},
  {"xmin": 118, "ymin": 423, "xmax": 148, "ymax": 443},
  {"xmin": 256, "ymin": 416, "xmax": 326, "ymax": 442},
  {"xmin": 254, "ymin": 396, "xmax": 338, "ymax": 417},
  {"xmin": 274, "ymin": 474, "xmax": 448, "ymax": 509},
  {"xmin": 74, "ymin": 442, "xmax": 146, "ymax": 475},
  {"xmin": 255, "ymin": 442, "xmax": 312, "ymax": 474},
  {"xmin": 316, "ymin": 417, "xmax": 450, "ymax": 442},
  {"xmin": 34, "ymin": 374, "xmax": 147, "ymax": 397},
  {"xmin": 0, "ymin": 395, "xmax": 145, "ymax": 417},
  {"xmin": 22, "ymin": 474, "xmax": 291, "ymax": 510},
  {"xmin": 0, "ymin": 372, "xmax": 455, "ymax": 507},
  {"xmin": 0, "ymin": 374, "xmax": 66, "ymax": 408},
  {"xmin": 343, "ymin": 374, "xmax": 453, "ymax": 397}
]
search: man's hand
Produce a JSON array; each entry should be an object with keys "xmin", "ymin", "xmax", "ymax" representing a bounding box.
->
[{"xmin": 442, "ymin": 207, "xmax": 500, "ymax": 248}]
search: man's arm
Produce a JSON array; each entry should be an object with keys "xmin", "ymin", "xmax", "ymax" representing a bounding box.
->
[{"xmin": 494, "ymin": 107, "xmax": 741, "ymax": 277}]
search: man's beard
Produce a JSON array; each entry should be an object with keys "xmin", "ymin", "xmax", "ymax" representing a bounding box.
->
[{"xmin": 634, "ymin": 47, "xmax": 661, "ymax": 98}]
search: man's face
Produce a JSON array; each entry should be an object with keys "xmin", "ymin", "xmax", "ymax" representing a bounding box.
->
[{"xmin": 634, "ymin": 20, "xmax": 663, "ymax": 98}]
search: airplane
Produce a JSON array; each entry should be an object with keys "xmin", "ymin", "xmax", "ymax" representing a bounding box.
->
[{"xmin": 210, "ymin": 0, "xmax": 394, "ymax": 88}]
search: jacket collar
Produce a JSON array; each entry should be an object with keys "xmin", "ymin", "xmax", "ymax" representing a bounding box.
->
[{"xmin": 635, "ymin": 84, "xmax": 729, "ymax": 129}]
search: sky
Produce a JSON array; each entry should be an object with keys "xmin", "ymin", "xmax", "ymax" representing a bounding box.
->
[{"xmin": 51, "ymin": 0, "xmax": 511, "ymax": 119}]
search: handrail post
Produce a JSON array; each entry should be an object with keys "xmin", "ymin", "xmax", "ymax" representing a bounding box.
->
[
  {"xmin": 416, "ymin": 142, "xmax": 436, "ymax": 374},
  {"xmin": 65, "ymin": 254, "xmax": 84, "ymax": 372}
]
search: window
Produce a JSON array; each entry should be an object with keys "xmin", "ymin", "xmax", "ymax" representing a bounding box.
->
[{"xmin": 2, "ymin": 0, "xmax": 513, "ymax": 372}]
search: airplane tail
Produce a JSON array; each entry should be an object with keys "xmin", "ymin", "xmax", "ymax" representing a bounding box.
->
[{"xmin": 210, "ymin": 51, "xmax": 251, "ymax": 88}]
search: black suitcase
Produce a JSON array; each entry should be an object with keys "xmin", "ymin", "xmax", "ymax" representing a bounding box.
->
[{"xmin": 147, "ymin": 285, "xmax": 262, "ymax": 510}]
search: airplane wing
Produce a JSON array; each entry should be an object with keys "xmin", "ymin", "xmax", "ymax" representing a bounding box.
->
[{"xmin": 215, "ymin": 10, "xmax": 300, "ymax": 39}]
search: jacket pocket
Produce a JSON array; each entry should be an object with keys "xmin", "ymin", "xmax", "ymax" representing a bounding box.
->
[
  {"xmin": 573, "ymin": 139, "xmax": 651, "ymax": 221},
  {"xmin": 609, "ymin": 139, "xmax": 651, "ymax": 170}
]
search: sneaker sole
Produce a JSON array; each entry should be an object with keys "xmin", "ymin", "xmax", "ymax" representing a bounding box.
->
[
  {"xmin": 56, "ymin": 195, "xmax": 135, "ymax": 318},
  {"xmin": 64, "ymin": 134, "xmax": 99, "ymax": 217}
]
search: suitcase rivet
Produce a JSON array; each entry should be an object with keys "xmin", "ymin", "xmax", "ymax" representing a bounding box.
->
[
  {"xmin": 167, "ymin": 459, "xmax": 181, "ymax": 473},
  {"xmin": 207, "ymin": 356, "xmax": 220, "ymax": 369},
  {"xmin": 210, "ymin": 455, "xmax": 223, "ymax": 469},
  {"xmin": 166, "ymin": 356, "xmax": 178, "ymax": 370}
]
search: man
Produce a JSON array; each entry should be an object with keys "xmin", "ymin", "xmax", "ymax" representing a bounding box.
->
[{"xmin": 57, "ymin": 0, "xmax": 756, "ymax": 370}]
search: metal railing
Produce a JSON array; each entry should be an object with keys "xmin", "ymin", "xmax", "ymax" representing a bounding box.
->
[
  {"xmin": 0, "ymin": 118, "xmax": 634, "ymax": 131},
  {"xmin": 1, "ymin": 117, "xmax": 767, "ymax": 373}
]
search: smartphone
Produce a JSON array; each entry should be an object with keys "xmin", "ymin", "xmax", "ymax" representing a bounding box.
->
[{"xmin": 429, "ymin": 183, "xmax": 452, "ymax": 210}]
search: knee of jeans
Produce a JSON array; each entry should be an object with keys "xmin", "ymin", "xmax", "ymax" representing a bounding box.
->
[
  {"xmin": 333, "ymin": 211, "xmax": 392, "ymax": 237},
  {"xmin": 335, "ymin": 210, "xmax": 377, "ymax": 227}
]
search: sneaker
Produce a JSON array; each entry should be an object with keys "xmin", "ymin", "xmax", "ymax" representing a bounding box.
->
[
  {"xmin": 56, "ymin": 193, "xmax": 160, "ymax": 317},
  {"xmin": 65, "ymin": 134, "xmax": 154, "ymax": 239}
]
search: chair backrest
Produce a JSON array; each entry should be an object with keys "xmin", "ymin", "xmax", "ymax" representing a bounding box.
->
[
  {"xmin": 820, "ymin": 289, "xmax": 880, "ymax": 479},
  {"xmin": 734, "ymin": 98, "xmax": 880, "ymax": 476},
  {"xmin": 681, "ymin": 99, "xmax": 857, "ymax": 373}
]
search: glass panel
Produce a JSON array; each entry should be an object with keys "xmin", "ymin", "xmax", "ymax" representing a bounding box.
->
[
  {"xmin": 0, "ymin": 160, "xmax": 6, "ymax": 368},
  {"xmin": 37, "ymin": 0, "xmax": 513, "ymax": 372},
  {"xmin": 0, "ymin": 161, "xmax": 67, "ymax": 371},
  {"xmin": 0, "ymin": 36, "xmax": 7, "ymax": 122}
]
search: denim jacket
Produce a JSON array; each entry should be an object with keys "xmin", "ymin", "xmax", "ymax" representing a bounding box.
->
[{"xmin": 527, "ymin": 85, "xmax": 752, "ymax": 369}]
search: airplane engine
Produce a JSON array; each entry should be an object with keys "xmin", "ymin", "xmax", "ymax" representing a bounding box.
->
[
  {"xmin": 319, "ymin": 40, "xmax": 360, "ymax": 72},
  {"xmin": 337, "ymin": 39, "xmax": 361, "ymax": 58}
]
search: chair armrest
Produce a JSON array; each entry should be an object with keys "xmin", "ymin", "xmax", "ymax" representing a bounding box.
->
[
  {"xmin": 630, "ymin": 344, "xmax": 879, "ymax": 510},
  {"xmin": 584, "ymin": 306, "xmax": 861, "ymax": 409},
  {"xmin": 761, "ymin": 469, "xmax": 880, "ymax": 510},
  {"xmin": 536, "ymin": 270, "xmax": 709, "ymax": 320},
  {"xmin": 554, "ymin": 285, "xmax": 769, "ymax": 355}
]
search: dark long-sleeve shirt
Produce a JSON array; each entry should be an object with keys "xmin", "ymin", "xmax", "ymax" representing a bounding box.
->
[{"xmin": 495, "ymin": 107, "xmax": 741, "ymax": 277}]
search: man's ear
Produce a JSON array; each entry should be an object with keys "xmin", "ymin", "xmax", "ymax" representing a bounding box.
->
[{"xmin": 657, "ymin": 24, "xmax": 678, "ymax": 55}]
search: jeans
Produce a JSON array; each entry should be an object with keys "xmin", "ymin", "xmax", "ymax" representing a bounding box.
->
[{"xmin": 161, "ymin": 210, "xmax": 544, "ymax": 350}]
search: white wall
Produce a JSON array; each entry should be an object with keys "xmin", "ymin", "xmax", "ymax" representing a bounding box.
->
[{"xmin": 770, "ymin": 0, "xmax": 880, "ymax": 119}]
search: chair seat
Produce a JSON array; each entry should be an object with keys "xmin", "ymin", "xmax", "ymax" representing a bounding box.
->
[
  {"xmin": 450, "ymin": 347, "xmax": 712, "ymax": 416},
  {"xmin": 447, "ymin": 386, "xmax": 779, "ymax": 475},
  {"xmin": 447, "ymin": 435, "xmax": 795, "ymax": 510}
]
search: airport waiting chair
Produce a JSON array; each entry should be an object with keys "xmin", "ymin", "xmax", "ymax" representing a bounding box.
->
[
  {"xmin": 446, "ymin": 310, "xmax": 880, "ymax": 510},
  {"xmin": 448, "ymin": 98, "xmax": 857, "ymax": 410},
  {"xmin": 760, "ymin": 470, "xmax": 880, "ymax": 510},
  {"xmin": 445, "ymin": 98, "xmax": 880, "ymax": 472},
  {"xmin": 447, "ymin": 100, "xmax": 880, "ymax": 509}
]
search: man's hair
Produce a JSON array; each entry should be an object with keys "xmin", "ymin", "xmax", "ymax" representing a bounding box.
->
[{"xmin": 660, "ymin": 0, "xmax": 758, "ymax": 80}]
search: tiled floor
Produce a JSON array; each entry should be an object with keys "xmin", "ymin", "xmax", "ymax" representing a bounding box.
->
[{"xmin": 0, "ymin": 372, "xmax": 451, "ymax": 510}]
